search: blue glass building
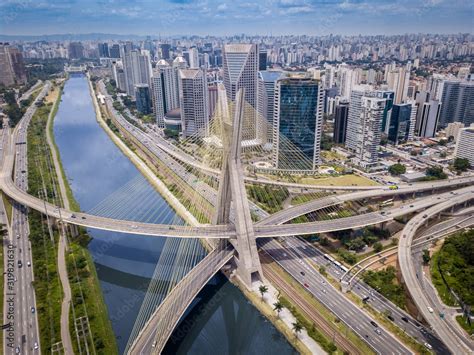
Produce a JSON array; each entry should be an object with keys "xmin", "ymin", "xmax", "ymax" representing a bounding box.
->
[
  {"xmin": 273, "ymin": 76, "xmax": 323, "ymax": 171},
  {"xmin": 388, "ymin": 103, "xmax": 412, "ymax": 144},
  {"xmin": 135, "ymin": 84, "xmax": 152, "ymax": 115}
]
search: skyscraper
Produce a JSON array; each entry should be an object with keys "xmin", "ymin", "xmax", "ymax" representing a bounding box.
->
[
  {"xmin": 272, "ymin": 75, "xmax": 324, "ymax": 171},
  {"xmin": 98, "ymin": 43, "xmax": 109, "ymax": 58},
  {"xmin": 0, "ymin": 43, "xmax": 26, "ymax": 86},
  {"xmin": 388, "ymin": 103, "xmax": 415, "ymax": 144},
  {"xmin": 385, "ymin": 62, "xmax": 411, "ymax": 104},
  {"xmin": 258, "ymin": 70, "xmax": 284, "ymax": 145},
  {"xmin": 109, "ymin": 44, "xmax": 120, "ymax": 59},
  {"xmin": 179, "ymin": 69, "xmax": 209, "ymax": 138},
  {"xmin": 160, "ymin": 44, "xmax": 171, "ymax": 60},
  {"xmin": 346, "ymin": 85, "xmax": 385, "ymax": 169},
  {"xmin": 68, "ymin": 42, "xmax": 84, "ymax": 59},
  {"xmin": 439, "ymin": 80, "xmax": 474, "ymax": 127},
  {"xmin": 135, "ymin": 84, "xmax": 152, "ymax": 115},
  {"xmin": 333, "ymin": 101, "xmax": 349, "ymax": 144},
  {"xmin": 120, "ymin": 46, "xmax": 152, "ymax": 96},
  {"xmin": 188, "ymin": 47, "xmax": 199, "ymax": 69},
  {"xmin": 418, "ymin": 100, "xmax": 441, "ymax": 138},
  {"xmin": 375, "ymin": 90, "xmax": 394, "ymax": 133},
  {"xmin": 151, "ymin": 73, "xmax": 166, "ymax": 127},
  {"xmin": 223, "ymin": 44, "xmax": 259, "ymax": 141}
]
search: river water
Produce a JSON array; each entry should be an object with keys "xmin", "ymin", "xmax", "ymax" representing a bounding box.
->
[{"xmin": 53, "ymin": 74, "xmax": 295, "ymax": 354}]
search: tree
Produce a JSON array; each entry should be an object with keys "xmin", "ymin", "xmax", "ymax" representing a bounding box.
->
[
  {"xmin": 259, "ymin": 285, "xmax": 268, "ymax": 300},
  {"xmin": 373, "ymin": 242, "xmax": 383, "ymax": 253},
  {"xmin": 388, "ymin": 163, "xmax": 406, "ymax": 176},
  {"xmin": 453, "ymin": 158, "xmax": 470, "ymax": 173},
  {"xmin": 425, "ymin": 166, "xmax": 447, "ymax": 180},
  {"xmin": 273, "ymin": 301, "xmax": 283, "ymax": 318},
  {"xmin": 422, "ymin": 249, "xmax": 431, "ymax": 265},
  {"xmin": 319, "ymin": 265, "xmax": 327, "ymax": 276},
  {"xmin": 292, "ymin": 321, "xmax": 303, "ymax": 338}
]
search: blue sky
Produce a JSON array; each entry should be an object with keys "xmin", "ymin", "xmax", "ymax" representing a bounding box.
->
[{"xmin": 0, "ymin": 0, "xmax": 473, "ymax": 36}]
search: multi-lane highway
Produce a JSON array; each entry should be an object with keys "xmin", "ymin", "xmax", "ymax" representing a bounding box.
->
[
  {"xmin": 3, "ymin": 82, "xmax": 49, "ymax": 355},
  {"xmin": 260, "ymin": 238, "xmax": 412, "ymax": 354},
  {"xmin": 398, "ymin": 187, "xmax": 474, "ymax": 354}
]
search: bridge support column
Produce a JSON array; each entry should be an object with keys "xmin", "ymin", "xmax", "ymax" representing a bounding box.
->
[{"xmin": 214, "ymin": 87, "xmax": 262, "ymax": 288}]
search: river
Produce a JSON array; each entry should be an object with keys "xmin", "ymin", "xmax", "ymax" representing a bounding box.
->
[{"xmin": 52, "ymin": 74, "xmax": 295, "ymax": 354}]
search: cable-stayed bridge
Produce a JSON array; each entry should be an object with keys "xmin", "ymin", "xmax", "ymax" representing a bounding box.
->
[{"xmin": 2, "ymin": 80, "xmax": 474, "ymax": 354}]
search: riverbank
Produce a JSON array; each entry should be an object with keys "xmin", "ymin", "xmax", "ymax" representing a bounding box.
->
[
  {"xmin": 28, "ymin": 81, "xmax": 117, "ymax": 354},
  {"xmin": 89, "ymin": 78, "xmax": 322, "ymax": 353}
]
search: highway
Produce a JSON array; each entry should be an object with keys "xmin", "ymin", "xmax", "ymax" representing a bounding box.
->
[
  {"xmin": 278, "ymin": 236, "xmax": 452, "ymax": 354},
  {"xmin": 260, "ymin": 238, "xmax": 412, "ymax": 354},
  {"xmin": 3, "ymin": 82, "xmax": 49, "ymax": 355},
  {"xmin": 398, "ymin": 186, "xmax": 474, "ymax": 354}
]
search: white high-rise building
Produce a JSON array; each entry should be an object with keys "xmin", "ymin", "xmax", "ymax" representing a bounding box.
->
[
  {"xmin": 455, "ymin": 127, "xmax": 474, "ymax": 167},
  {"xmin": 151, "ymin": 73, "xmax": 166, "ymax": 127},
  {"xmin": 386, "ymin": 62, "xmax": 411, "ymax": 104},
  {"xmin": 345, "ymin": 85, "xmax": 385, "ymax": 169},
  {"xmin": 445, "ymin": 122, "xmax": 465, "ymax": 141},
  {"xmin": 188, "ymin": 47, "xmax": 199, "ymax": 69},
  {"xmin": 179, "ymin": 69, "xmax": 209, "ymax": 138},
  {"xmin": 121, "ymin": 46, "xmax": 152, "ymax": 96}
]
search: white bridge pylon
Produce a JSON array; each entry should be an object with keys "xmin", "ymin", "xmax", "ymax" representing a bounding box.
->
[{"xmin": 215, "ymin": 86, "xmax": 263, "ymax": 287}]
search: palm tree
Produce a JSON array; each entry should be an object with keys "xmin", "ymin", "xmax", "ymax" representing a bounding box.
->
[
  {"xmin": 259, "ymin": 285, "xmax": 268, "ymax": 300},
  {"xmin": 273, "ymin": 301, "xmax": 283, "ymax": 318},
  {"xmin": 292, "ymin": 321, "xmax": 303, "ymax": 338}
]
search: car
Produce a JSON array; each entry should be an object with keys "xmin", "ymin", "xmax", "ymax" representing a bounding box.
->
[
  {"xmin": 428, "ymin": 307, "xmax": 434, "ymax": 313},
  {"xmin": 424, "ymin": 343, "xmax": 432, "ymax": 350},
  {"xmin": 31, "ymin": 307, "xmax": 35, "ymax": 313},
  {"xmin": 423, "ymin": 214, "xmax": 428, "ymax": 218},
  {"xmin": 27, "ymin": 261, "xmax": 31, "ymax": 267},
  {"xmin": 410, "ymin": 205, "xmax": 414, "ymax": 207},
  {"xmin": 81, "ymin": 216, "xmax": 86, "ymax": 220},
  {"xmin": 304, "ymin": 283, "xmax": 309, "ymax": 288},
  {"xmin": 322, "ymin": 289, "xmax": 327, "ymax": 294},
  {"xmin": 387, "ymin": 315, "xmax": 395, "ymax": 321},
  {"xmin": 15, "ymin": 347, "xmax": 20, "ymax": 354},
  {"xmin": 300, "ymin": 271, "xmax": 305, "ymax": 276},
  {"xmin": 131, "ymin": 225, "xmax": 138, "ymax": 229},
  {"xmin": 374, "ymin": 328, "xmax": 381, "ymax": 335},
  {"xmin": 401, "ymin": 316, "xmax": 409, "ymax": 322},
  {"xmin": 362, "ymin": 296, "xmax": 370, "ymax": 303},
  {"xmin": 34, "ymin": 342, "xmax": 39, "ymax": 350},
  {"xmin": 370, "ymin": 320, "xmax": 378, "ymax": 327},
  {"xmin": 152, "ymin": 341, "xmax": 157, "ymax": 348},
  {"xmin": 18, "ymin": 261, "xmax": 22, "ymax": 268},
  {"xmin": 71, "ymin": 214, "xmax": 76, "ymax": 218}
]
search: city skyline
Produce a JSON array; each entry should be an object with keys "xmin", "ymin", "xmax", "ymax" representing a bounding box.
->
[{"xmin": 0, "ymin": 0, "xmax": 473, "ymax": 37}]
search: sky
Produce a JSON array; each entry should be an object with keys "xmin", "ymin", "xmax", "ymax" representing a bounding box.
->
[{"xmin": 0, "ymin": 0, "xmax": 473, "ymax": 36}]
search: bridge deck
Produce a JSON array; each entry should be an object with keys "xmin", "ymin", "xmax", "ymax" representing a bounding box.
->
[{"xmin": 128, "ymin": 246, "xmax": 234, "ymax": 354}]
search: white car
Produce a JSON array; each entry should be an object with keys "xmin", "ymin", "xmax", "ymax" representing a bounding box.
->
[
  {"xmin": 428, "ymin": 307, "xmax": 434, "ymax": 313},
  {"xmin": 34, "ymin": 342, "xmax": 39, "ymax": 350}
]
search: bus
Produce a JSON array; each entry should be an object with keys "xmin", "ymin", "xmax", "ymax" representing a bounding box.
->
[{"xmin": 380, "ymin": 199, "xmax": 394, "ymax": 207}]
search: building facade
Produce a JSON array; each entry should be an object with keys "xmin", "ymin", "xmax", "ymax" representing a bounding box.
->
[
  {"xmin": 333, "ymin": 100, "xmax": 349, "ymax": 144},
  {"xmin": 439, "ymin": 80, "xmax": 474, "ymax": 127},
  {"xmin": 179, "ymin": 69, "xmax": 209, "ymax": 138},
  {"xmin": 455, "ymin": 127, "xmax": 474, "ymax": 167},
  {"xmin": 346, "ymin": 85, "xmax": 385, "ymax": 169},
  {"xmin": 272, "ymin": 75, "xmax": 324, "ymax": 171}
]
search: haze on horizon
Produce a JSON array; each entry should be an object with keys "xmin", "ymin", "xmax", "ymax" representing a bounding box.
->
[{"xmin": 0, "ymin": 0, "xmax": 473, "ymax": 37}]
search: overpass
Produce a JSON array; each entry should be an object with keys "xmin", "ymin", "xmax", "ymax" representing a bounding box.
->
[
  {"xmin": 398, "ymin": 187, "xmax": 474, "ymax": 354},
  {"xmin": 4, "ymin": 80, "xmax": 474, "ymax": 354}
]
